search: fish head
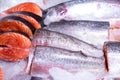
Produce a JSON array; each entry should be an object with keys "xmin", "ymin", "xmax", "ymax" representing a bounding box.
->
[
  {"xmin": 44, "ymin": 8, "xmax": 57, "ymax": 25},
  {"xmin": 44, "ymin": 4, "xmax": 67, "ymax": 25}
]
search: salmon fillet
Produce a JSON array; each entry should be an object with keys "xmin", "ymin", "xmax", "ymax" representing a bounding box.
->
[{"xmin": 0, "ymin": 32, "xmax": 31, "ymax": 61}]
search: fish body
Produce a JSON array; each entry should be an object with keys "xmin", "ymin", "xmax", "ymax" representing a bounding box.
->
[
  {"xmin": 0, "ymin": 31, "xmax": 31, "ymax": 61},
  {"xmin": 45, "ymin": 20, "xmax": 109, "ymax": 49},
  {"xmin": 32, "ymin": 29, "xmax": 103, "ymax": 58},
  {"xmin": 44, "ymin": 0, "xmax": 120, "ymax": 25},
  {"xmin": 30, "ymin": 46, "xmax": 105, "ymax": 79},
  {"xmin": 103, "ymin": 42, "xmax": 120, "ymax": 75}
]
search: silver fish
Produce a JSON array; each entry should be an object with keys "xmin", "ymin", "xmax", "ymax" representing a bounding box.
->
[
  {"xmin": 30, "ymin": 46, "xmax": 105, "ymax": 79},
  {"xmin": 44, "ymin": 0, "xmax": 120, "ymax": 25},
  {"xmin": 32, "ymin": 29, "xmax": 103, "ymax": 58},
  {"xmin": 45, "ymin": 20, "xmax": 109, "ymax": 49},
  {"xmin": 103, "ymin": 42, "xmax": 120, "ymax": 75}
]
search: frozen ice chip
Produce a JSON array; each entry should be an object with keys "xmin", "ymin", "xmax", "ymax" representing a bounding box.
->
[
  {"xmin": 49, "ymin": 67, "xmax": 75, "ymax": 80},
  {"xmin": 49, "ymin": 67, "xmax": 96, "ymax": 80}
]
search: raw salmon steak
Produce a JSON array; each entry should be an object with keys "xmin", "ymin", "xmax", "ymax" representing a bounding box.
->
[
  {"xmin": 0, "ymin": 31, "xmax": 31, "ymax": 61},
  {"xmin": 4, "ymin": 2, "xmax": 42, "ymax": 17},
  {"xmin": 0, "ymin": 15, "xmax": 36, "ymax": 39},
  {"xmin": 10, "ymin": 11, "xmax": 43, "ymax": 29}
]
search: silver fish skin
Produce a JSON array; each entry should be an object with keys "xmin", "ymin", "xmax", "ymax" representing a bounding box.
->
[
  {"xmin": 30, "ymin": 46, "xmax": 105, "ymax": 79},
  {"xmin": 45, "ymin": 20, "xmax": 109, "ymax": 49},
  {"xmin": 32, "ymin": 29, "xmax": 103, "ymax": 58},
  {"xmin": 44, "ymin": 0, "xmax": 120, "ymax": 25},
  {"xmin": 103, "ymin": 42, "xmax": 120, "ymax": 75}
]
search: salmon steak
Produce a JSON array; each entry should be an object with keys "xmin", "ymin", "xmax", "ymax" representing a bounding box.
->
[
  {"xmin": 10, "ymin": 11, "xmax": 43, "ymax": 29},
  {"xmin": 0, "ymin": 15, "xmax": 36, "ymax": 39},
  {"xmin": 0, "ymin": 31, "xmax": 31, "ymax": 61},
  {"xmin": 0, "ymin": 11, "xmax": 43, "ymax": 29},
  {"xmin": 4, "ymin": 2, "xmax": 42, "ymax": 17}
]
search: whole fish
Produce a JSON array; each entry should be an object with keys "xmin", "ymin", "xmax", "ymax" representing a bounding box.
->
[
  {"xmin": 4, "ymin": 2, "xmax": 42, "ymax": 16},
  {"xmin": 30, "ymin": 46, "xmax": 106, "ymax": 79},
  {"xmin": 45, "ymin": 20, "xmax": 109, "ymax": 49},
  {"xmin": 43, "ymin": 0, "xmax": 120, "ymax": 25},
  {"xmin": 103, "ymin": 42, "xmax": 120, "ymax": 76},
  {"xmin": 32, "ymin": 29, "xmax": 103, "ymax": 58}
]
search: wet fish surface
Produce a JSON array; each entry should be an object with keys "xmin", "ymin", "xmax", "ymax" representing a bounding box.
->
[
  {"xmin": 30, "ymin": 46, "xmax": 105, "ymax": 79},
  {"xmin": 32, "ymin": 29, "xmax": 103, "ymax": 58},
  {"xmin": 44, "ymin": 0, "xmax": 120, "ymax": 25},
  {"xmin": 45, "ymin": 20, "xmax": 109, "ymax": 49}
]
